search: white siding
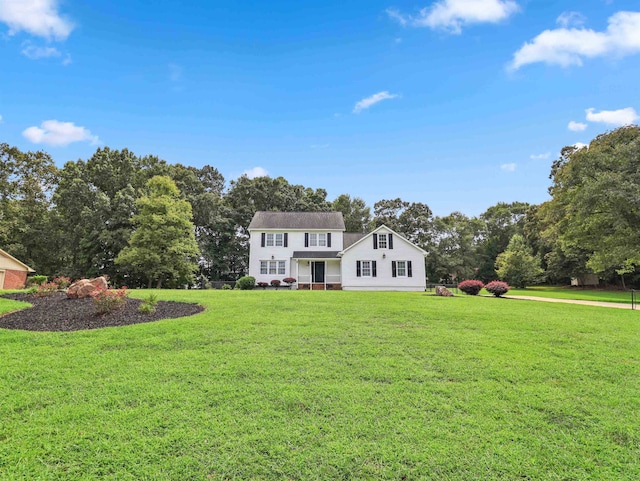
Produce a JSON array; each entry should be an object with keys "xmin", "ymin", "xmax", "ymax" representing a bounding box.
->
[
  {"xmin": 248, "ymin": 229, "xmax": 344, "ymax": 284},
  {"xmin": 340, "ymin": 227, "xmax": 426, "ymax": 291}
]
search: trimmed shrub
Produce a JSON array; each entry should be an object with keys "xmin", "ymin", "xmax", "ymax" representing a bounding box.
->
[
  {"xmin": 235, "ymin": 276, "xmax": 256, "ymax": 290},
  {"xmin": 283, "ymin": 277, "xmax": 296, "ymax": 285},
  {"xmin": 221, "ymin": 284, "xmax": 232, "ymax": 290},
  {"xmin": 257, "ymin": 282, "xmax": 269, "ymax": 289},
  {"xmin": 91, "ymin": 287, "xmax": 129, "ymax": 314},
  {"xmin": 27, "ymin": 275, "xmax": 48, "ymax": 286},
  {"xmin": 270, "ymin": 279, "xmax": 281, "ymax": 288},
  {"xmin": 458, "ymin": 280, "xmax": 484, "ymax": 296},
  {"xmin": 52, "ymin": 276, "xmax": 72, "ymax": 290},
  {"xmin": 36, "ymin": 282, "xmax": 59, "ymax": 297},
  {"xmin": 485, "ymin": 281, "xmax": 510, "ymax": 297}
]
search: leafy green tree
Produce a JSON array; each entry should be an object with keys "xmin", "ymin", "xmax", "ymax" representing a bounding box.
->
[
  {"xmin": 426, "ymin": 212, "xmax": 481, "ymax": 283},
  {"xmin": 0, "ymin": 143, "xmax": 58, "ymax": 272},
  {"xmin": 332, "ymin": 194, "xmax": 371, "ymax": 233},
  {"xmin": 495, "ymin": 234, "xmax": 543, "ymax": 288},
  {"xmin": 476, "ymin": 201, "xmax": 530, "ymax": 282},
  {"xmin": 545, "ymin": 126, "xmax": 640, "ymax": 287},
  {"xmin": 116, "ymin": 176, "xmax": 200, "ymax": 288}
]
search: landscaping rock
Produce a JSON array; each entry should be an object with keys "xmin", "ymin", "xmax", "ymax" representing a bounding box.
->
[
  {"xmin": 435, "ymin": 285, "xmax": 454, "ymax": 297},
  {"xmin": 67, "ymin": 276, "xmax": 108, "ymax": 299}
]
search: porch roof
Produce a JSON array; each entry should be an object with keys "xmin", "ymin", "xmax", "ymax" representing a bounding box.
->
[{"xmin": 292, "ymin": 251, "xmax": 340, "ymax": 259}]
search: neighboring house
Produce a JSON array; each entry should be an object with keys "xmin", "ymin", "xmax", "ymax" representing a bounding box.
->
[
  {"xmin": 571, "ymin": 274, "xmax": 599, "ymax": 287},
  {"xmin": 248, "ymin": 211, "xmax": 427, "ymax": 291},
  {"xmin": 0, "ymin": 249, "xmax": 35, "ymax": 289}
]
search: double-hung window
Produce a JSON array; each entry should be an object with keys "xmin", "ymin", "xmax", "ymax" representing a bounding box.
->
[
  {"xmin": 265, "ymin": 233, "xmax": 284, "ymax": 247},
  {"xmin": 356, "ymin": 260, "xmax": 377, "ymax": 277},
  {"xmin": 391, "ymin": 260, "xmax": 412, "ymax": 277},
  {"xmin": 309, "ymin": 233, "xmax": 326, "ymax": 247},
  {"xmin": 260, "ymin": 260, "xmax": 286, "ymax": 275},
  {"xmin": 378, "ymin": 234, "xmax": 387, "ymax": 249}
]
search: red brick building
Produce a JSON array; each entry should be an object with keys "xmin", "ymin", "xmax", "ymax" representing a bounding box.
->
[{"xmin": 0, "ymin": 249, "xmax": 35, "ymax": 289}]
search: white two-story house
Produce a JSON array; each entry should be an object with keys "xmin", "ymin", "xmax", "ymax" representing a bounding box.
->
[{"xmin": 248, "ymin": 211, "xmax": 427, "ymax": 291}]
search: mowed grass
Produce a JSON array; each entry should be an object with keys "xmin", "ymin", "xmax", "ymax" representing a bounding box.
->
[
  {"xmin": 507, "ymin": 286, "xmax": 635, "ymax": 304},
  {"xmin": 0, "ymin": 290, "xmax": 638, "ymax": 480}
]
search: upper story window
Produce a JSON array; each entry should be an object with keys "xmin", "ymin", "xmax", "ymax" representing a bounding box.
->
[
  {"xmin": 309, "ymin": 233, "xmax": 326, "ymax": 247},
  {"xmin": 378, "ymin": 234, "xmax": 387, "ymax": 249},
  {"xmin": 261, "ymin": 233, "xmax": 287, "ymax": 247},
  {"xmin": 266, "ymin": 233, "xmax": 284, "ymax": 247},
  {"xmin": 304, "ymin": 232, "xmax": 331, "ymax": 248}
]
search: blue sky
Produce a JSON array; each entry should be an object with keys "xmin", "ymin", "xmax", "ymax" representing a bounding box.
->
[{"xmin": 1, "ymin": 0, "xmax": 639, "ymax": 216}]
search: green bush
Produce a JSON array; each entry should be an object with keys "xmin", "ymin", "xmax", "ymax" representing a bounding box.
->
[
  {"xmin": 222, "ymin": 284, "xmax": 232, "ymax": 290},
  {"xmin": 235, "ymin": 276, "xmax": 255, "ymax": 290},
  {"xmin": 138, "ymin": 293, "xmax": 158, "ymax": 314},
  {"xmin": 25, "ymin": 286, "xmax": 38, "ymax": 295},
  {"xmin": 27, "ymin": 275, "xmax": 48, "ymax": 286}
]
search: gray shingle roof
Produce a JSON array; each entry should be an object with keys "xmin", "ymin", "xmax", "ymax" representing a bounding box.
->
[
  {"xmin": 343, "ymin": 232, "xmax": 366, "ymax": 248},
  {"xmin": 248, "ymin": 211, "xmax": 345, "ymax": 230}
]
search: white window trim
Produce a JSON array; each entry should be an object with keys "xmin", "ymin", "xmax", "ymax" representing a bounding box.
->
[
  {"xmin": 378, "ymin": 233, "xmax": 387, "ymax": 249},
  {"xmin": 261, "ymin": 260, "xmax": 286, "ymax": 276},
  {"xmin": 396, "ymin": 260, "xmax": 407, "ymax": 277},
  {"xmin": 309, "ymin": 233, "xmax": 327, "ymax": 247},
  {"xmin": 361, "ymin": 260, "xmax": 372, "ymax": 277}
]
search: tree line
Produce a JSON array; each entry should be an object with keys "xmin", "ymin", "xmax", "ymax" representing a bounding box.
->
[{"xmin": 1, "ymin": 125, "xmax": 638, "ymax": 288}]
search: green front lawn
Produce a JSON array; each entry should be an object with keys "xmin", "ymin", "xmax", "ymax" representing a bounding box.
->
[
  {"xmin": 1, "ymin": 290, "xmax": 638, "ymax": 480},
  {"xmin": 507, "ymin": 286, "xmax": 635, "ymax": 304}
]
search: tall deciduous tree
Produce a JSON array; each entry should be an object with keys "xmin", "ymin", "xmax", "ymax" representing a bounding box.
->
[
  {"xmin": 495, "ymin": 234, "xmax": 543, "ymax": 288},
  {"xmin": 116, "ymin": 176, "xmax": 200, "ymax": 288},
  {"xmin": 332, "ymin": 194, "xmax": 371, "ymax": 233},
  {"xmin": 546, "ymin": 126, "xmax": 640, "ymax": 286}
]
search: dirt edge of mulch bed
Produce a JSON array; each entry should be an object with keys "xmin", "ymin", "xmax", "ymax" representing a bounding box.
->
[{"xmin": 0, "ymin": 292, "xmax": 205, "ymax": 332}]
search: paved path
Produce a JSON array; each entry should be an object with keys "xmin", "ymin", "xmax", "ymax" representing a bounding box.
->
[{"xmin": 505, "ymin": 295, "xmax": 635, "ymax": 310}]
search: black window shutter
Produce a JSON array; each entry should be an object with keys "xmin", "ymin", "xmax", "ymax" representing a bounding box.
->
[
  {"xmin": 392, "ymin": 261, "xmax": 397, "ymax": 277},
  {"xmin": 261, "ymin": 233, "xmax": 266, "ymax": 247},
  {"xmin": 356, "ymin": 261, "xmax": 361, "ymax": 277},
  {"xmin": 327, "ymin": 233, "xmax": 331, "ymax": 247},
  {"xmin": 388, "ymin": 234, "xmax": 394, "ymax": 249},
  {"xmin": 284, "ymin": 233, "xmax": 288, "ymax": 247},
  {"xmin": 408, "ymin": 261, "xmax": 413, "ymax": 277},
  {"xmin": 305, "ymin": 233, "xmax": 309, "ymax": 247},
  {"xmin": 372, "ymin": 261, "xmax": 377, "ymax": 277},
  {"xmin": 373, "ymin": 233, "xmax": 378, "ymax": 249}
]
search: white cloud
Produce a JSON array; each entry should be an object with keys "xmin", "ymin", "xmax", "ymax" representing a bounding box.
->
[
  {"xmin": 242, "ymin": 167, "xmax": 269, "ymax": 179},
  {"xmin": 21, "ymin": 44, "xmax": 61, "ymax": 59},
  {"xmin": 0, "ymin": 114, "xmax": 3, "ymax": 123},
  {"xmin": 572, "ymin": 142, "xmax": 588, "ymax": 150},
  {"xmin": 22, "ymin": 120, "xmax": 100, "ymax": 147},
  {"xmin": 568, "ymin": 120, "xmax": 588, "ymax": 132},
  {"xmin": 510, "ymin": 11, "xmax": 640, "ymax": 69},
  {"xmin": 530, "ymin": 152, "xmax": 550, "ymax": 160},
  {"xmin": 556, "ymin": 11, "xmax": 586, "ymax": 28},
  {"xmin": 62, "ymin": 53, "xmax": 72, "ymax": 65},
  {"xmin": 501, "ymin": 162, "xmax": 516, "ymax": 172},
  {"xmin": 586, "ymin": 107, "xmax": 639, "ymax": 126},
  {"xmin": 387, "ymin": 0, "xmax": 519, "ymax": 34},
  {"xmin": 0, "ymin": 0, "xmax": 74, "ymax": 40},
  {"xmin": 353, "ymin": 91, "xmax": 399, "ymax": 113}
]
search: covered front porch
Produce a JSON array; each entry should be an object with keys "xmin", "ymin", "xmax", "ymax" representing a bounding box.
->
[{"xmin": 292, "ymin": 251, "xmax": 341, "ymax": 290}]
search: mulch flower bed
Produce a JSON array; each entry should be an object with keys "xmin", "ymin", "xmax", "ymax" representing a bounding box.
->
[{"xmin": 0, "ymin": 292, "xmax": 204, "ymax": 332}]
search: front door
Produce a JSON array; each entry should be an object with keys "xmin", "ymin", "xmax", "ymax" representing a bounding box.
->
[{"xmin": 312, "ymin": 262, "xmax": 325, "ymax": 283}]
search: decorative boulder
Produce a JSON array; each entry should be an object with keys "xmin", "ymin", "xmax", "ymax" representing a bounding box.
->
[
  {"xmin": 435, "ymin": 285, "xmax": 454, "ymax": 297},
  {"xmin": 67, "ymin": 277, "xmax": 108, "ymax": 299}
]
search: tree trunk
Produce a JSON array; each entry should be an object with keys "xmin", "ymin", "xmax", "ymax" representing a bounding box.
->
[
  {"xmin": 157, "ymin": 278, "xmax": 162, "ymax": 289},
  {"xmin": 621, "ymin": 273, "xmax": 626, "ymax": 290},
  {"xmin": 148, "ymin": 278, "xmax": 152, "ymax": 289}
]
